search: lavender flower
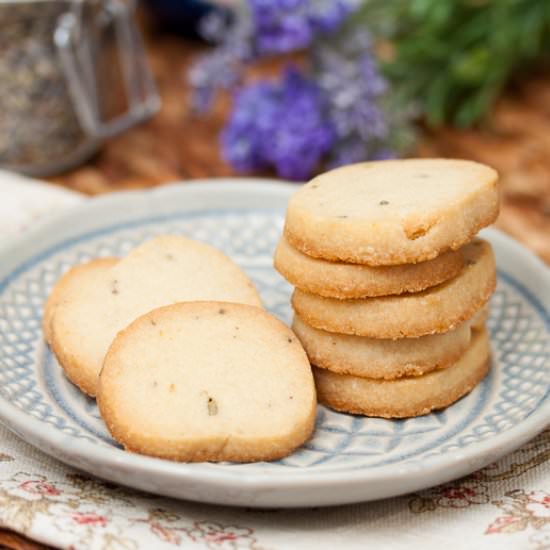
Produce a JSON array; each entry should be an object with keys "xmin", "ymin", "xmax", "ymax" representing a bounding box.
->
[
  {"xmin": 250, "ymin": 0, "xmax": 359, "ymax": 54},
  {"xmin": 188, "ymin": 50, "xmax": 241, "ymax": 111},
  {"xmin": 188, "ymin": 0, "xmax": 360, "ymax": 111},
  {"xmin": 188, "ymin": 1, "xmax": 409, "ymax": 178},
  {"xmin": 198, "ymin": 9, "xmax": 232, "ymax": 44},
  {"xmin": 189, "ymin": 7, "xmax": 254, "ymax": 111},
  {"xmin": 219, "ymin": 81, "xmax": 276, "ymax": 172},
  {"xmin": 251, "ymin": 0, "xmax": 312, "ymax": 54},
  {"xmin": 313, "ymin": 28, "xmax": 394, "ymax": 165},
  {"xmin": 308, "ymin": 0, "xmax": 359, "ymax": 33},
  {"xmin": 221, "ymin": 68, "xmax": 335, "ymax": 180}
]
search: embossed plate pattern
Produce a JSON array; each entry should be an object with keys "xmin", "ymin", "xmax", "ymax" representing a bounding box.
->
[{"xmin": 0, "ymin": 181, "xmax": 548, "ymax": 507}]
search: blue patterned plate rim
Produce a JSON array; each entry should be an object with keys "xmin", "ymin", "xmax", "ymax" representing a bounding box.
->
[{"xmin": 0, "ymin": 180, "xmax": 549, "ymax": 504}]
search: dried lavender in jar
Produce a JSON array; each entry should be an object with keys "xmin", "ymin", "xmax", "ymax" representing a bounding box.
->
[{"xmin": 0, "ymin": 1, "xmax": 94, "ymax": 176}]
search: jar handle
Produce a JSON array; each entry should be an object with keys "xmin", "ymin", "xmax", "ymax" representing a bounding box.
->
[{"xmin": 54, "ymin": 0, "xmax": 160, "ymax": 139}]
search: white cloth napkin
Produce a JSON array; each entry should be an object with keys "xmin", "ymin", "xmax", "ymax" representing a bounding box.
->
[
  {"xmin": 0, "ymin": 170, "xmax": 82, "ymax": 239},
  {"xmin": 0, "ymin": 171, "xmax": 548, "ymax": 550}
]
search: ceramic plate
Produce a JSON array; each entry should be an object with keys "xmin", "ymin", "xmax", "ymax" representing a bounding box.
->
[{"xmin": 0, "ymin": 180, "xmax": 549, "ymax": 508}]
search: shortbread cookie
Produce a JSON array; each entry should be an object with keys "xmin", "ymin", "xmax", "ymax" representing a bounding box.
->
[
  {"xmin": 292, "ymin": 315, "xmax": 472, "ymax": 379},
  {"xmin": 285, "ymin": 159, "xmax": 499, "ymax": 265},
  {"xmin": 51, "ymin": 236, "xmax": 262, "ymax": 397},
  {"xmin": 275, "ymin": 236, "xmax": 463, "ymax": 299},
  {"xmin": 97, "ymin": 302, "xmax": 316, "ymax": 462},
  {"xmin": 313, "ymin": 328, "xmax": 490, "ymax": 418},
  {"xmin": 292, "ymin": 239, "xmax": 495, "ymax": 338},
  {"xmin": 43, "ymin": 257, "xmax": 118, "ymax": 345}
]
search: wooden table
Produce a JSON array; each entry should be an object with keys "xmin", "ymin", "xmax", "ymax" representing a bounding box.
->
[{"xmin": 3, "ymin": 24, "xmax": 550, "ymax": 550}]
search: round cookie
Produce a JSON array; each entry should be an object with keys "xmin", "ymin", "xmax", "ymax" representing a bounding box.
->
[
  {"xmin": 284, "ymin": 159, "xmax": 499, "ymax": 265},
  {"xmin": 97, "ymin": 302, "xmax": 316, "ymax": 462},
  {"xmin": 43, "ymin": 257, "xmax": 118, "ymax": 345},
  {"xmin": 292, "ymin": 315, "xmax": 472, "ymax": 380},
  {"xmin": 313, "ymin": 328, "xmax": 490, "ymax": 418},
  {"xmin": 292, "ymin": 239, "xmax": 496, "ymax": 338},
  {"xmin": 51, "ymin": 235, "xmax": 262, "ymax": 397},
  {"xmin": 275, "ymin": 236, "xmax": 463, "ymax": 299}
]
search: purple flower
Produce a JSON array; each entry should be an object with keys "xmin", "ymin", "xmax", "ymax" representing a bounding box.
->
[
  {"xmin": 189, "ymin": 2, "xmax": 407, "ymax": 175},
  {"xmin": 251, "ymin": 0, "xmax": 312, "ymax": 54},
  {"xmin": 308, "ymin": 0, "xmax": 358, "ymax": 33},
  {"xmin": 189, "ymin": 8, "xmax": 254, "ymax": 111},
  {"xmin": 221, "ymin": 68, "xmax": 335, "ymax": 180},
  {"xmin": 315, "ymin": 39, "xmax": 388, "ymax": 140},
  {"xmin": 250, "ymin": 0, "xmax": 358, "ymax": 54},
  {"xmin": 313, "ymin": 28, "xmax": 395, "ymax": 163},
  {"xmin": 198, "ymin": 10, "xmax": 231, "ymax": 44},
  {"xmin": 188, "ymin": 49, "xmax": 242, "ymax": 111},
  {"xmin": 220, "ymin": 81, "xmax": 277, "ymax": 172},
  {"xmin": 188, "ymin": 0, "xmax": 359, "ymax": 109}
]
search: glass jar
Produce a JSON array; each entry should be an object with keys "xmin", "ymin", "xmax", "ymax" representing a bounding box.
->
[{"xmin": 0, "ymin": 0, "xmax": 160, "ymax": 176}]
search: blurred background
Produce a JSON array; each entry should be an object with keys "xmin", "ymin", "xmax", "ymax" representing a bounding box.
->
[{"xmin": 0, "ymin": 0, "xmax": 549, "ymax": 261}]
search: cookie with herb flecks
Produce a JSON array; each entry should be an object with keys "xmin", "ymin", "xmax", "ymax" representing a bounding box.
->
[
  {"xmin": 50, "ymin": 235, "xmax": 262, "ymax": 397},
  {"xmin": 292, "ymin": 239, "xmax": 495, "ymax": 339},
  {"xmin": 313, "ymin": 327, "xmax": 490, "ymax": 418},
  {"xmin": 97, "ymin": 301, "xmax": 316, "ymax": 462},
  {"xmin": 284, "ymin": 159, "xmax": 499, "ymax": 266},
  {"xmin": 274, "ymin": 235, "xmax": 463, "ymax": 299}
]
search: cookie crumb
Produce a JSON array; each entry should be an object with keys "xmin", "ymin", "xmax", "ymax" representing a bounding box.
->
[
  {"xmin": 287, "ymin": 337, "xmax": 293, "ymax": 343},
  {"xmin": 169, "ymin": 383, "xmax": 176, "ymax": 393},
  {"xmin": 466, "ymin": 259, "xmax": 477, "ymax": 266},
  {"xmin": 289, "ymin": 395, "xmax": 294, "ymax": 400},
  {"xmin": 207, "ymin": 397, "xmax": 218, "ymax": 416},
  {"xmin": 152, "ymin": 381, "xmax": 158, "ymax": 388},
  {"xmin": 379, "ymin": 200, "xmax": 389, "ymax": 206},
  {"xmin": 150, "ymin": 319, "xmax": 157, "ymax": 327},
  {"xmin": 218, "ymin": 308, "xmax": 226, "ymax": 315},
  {"xmin": 111, "ymin": 280, "xmax": 119, "ymax": 295}
]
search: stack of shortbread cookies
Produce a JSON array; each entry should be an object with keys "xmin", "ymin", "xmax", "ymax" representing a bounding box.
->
[{"xmin": 275, "ymin": 159, "xmax": 499, "ymax": 418}]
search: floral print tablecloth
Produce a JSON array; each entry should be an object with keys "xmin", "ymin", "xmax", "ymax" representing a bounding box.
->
[{"xmin": 0, "ymin": 171, "xmax": 549, "ymax": 550}]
